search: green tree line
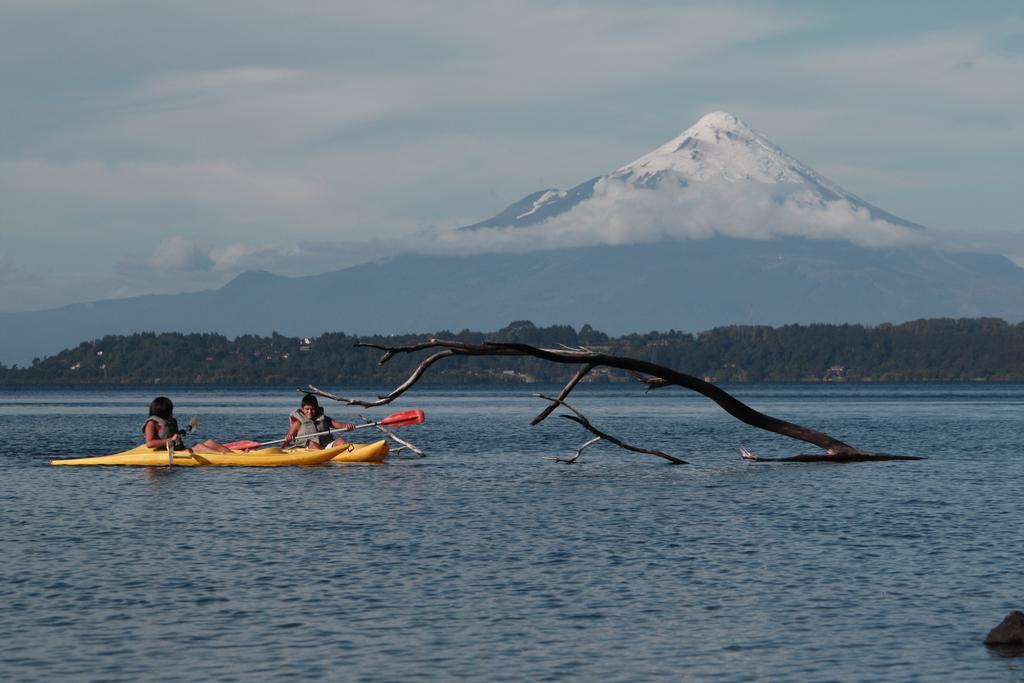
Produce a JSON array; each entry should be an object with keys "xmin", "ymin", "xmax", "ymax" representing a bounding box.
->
[{"xmin": 2, "ymin": 318, "xmax": 1022, "ymax": 385}]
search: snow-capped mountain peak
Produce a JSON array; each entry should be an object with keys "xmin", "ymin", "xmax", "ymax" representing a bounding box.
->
[
  {"xmin": 660, "ymin": 110, "xmax": 755, "ymax": 146},
  {"xmin": 462, "ymin": 111, "xmax": 925, "ymax": 235},
  {"xmin": 614, "ymin": 111, "xmax": 841, "ymax": 191}
]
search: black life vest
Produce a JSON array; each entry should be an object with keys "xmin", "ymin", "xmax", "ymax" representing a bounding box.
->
[{"xmin": 143, "ymin": 415, "xmax": 180, "ymax": 440}]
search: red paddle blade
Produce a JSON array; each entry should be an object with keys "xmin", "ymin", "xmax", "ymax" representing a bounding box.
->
[
  {"xmin": 224, "ymin": 440, "xmax": 260, "ymax": 450},
  {"xmin": 379, "ymin": 409, "xmax": 425, "ymax": 427}
]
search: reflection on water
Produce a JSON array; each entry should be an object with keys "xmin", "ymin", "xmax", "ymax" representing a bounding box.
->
[{"xmin": 1, "ymin": 384, "xmax": 1024, "ymax": 681}]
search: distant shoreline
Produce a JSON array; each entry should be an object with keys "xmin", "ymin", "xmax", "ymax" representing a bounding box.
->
[
  {"xmin": 2, "ymin": 376, "xmax": 1024, "ymax": 387},
  {"xmin": 2, "ymin": 318, "xmax": 1023, "ymax": 385}
]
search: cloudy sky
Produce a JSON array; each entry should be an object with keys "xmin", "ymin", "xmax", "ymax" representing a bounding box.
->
[{"xmin": 1, "ymin": 0, "xmax": 1022, "ymax": 312}]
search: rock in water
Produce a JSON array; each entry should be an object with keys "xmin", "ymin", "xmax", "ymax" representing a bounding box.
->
[{"xmin": 985, "ymin": 611, "xmax": 1024, "ymax": 645}]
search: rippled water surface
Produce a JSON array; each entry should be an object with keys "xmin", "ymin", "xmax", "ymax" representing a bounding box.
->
[{"xmin": 2, "ymin": 383, "xmax": 1023, "ymax": 681}]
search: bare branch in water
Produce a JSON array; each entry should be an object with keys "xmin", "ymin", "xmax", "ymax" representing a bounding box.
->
[
  {"xmin": 739, "ymin": 447, "xmax": 922, "ymax": 463},
  {"xmin": 536, "ymin": 393, "xmax": 687, "ymax": 465},
  {"xmin": 306, "ymin": 337, "xmax": 920, "ymax": 464},
  {"xmin": 531, "ymin": 363, "xmax": 594, "ymax": 426}
]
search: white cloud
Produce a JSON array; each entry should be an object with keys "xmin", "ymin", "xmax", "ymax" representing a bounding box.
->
[
  {"xmin": 20, "ymin": 3, "xmax": 805, "ymax": 167},
  {"xmin": 207, "ymin": 243, "xmax": 279, "ymax": 272},
  {"xmin": 812, "ymin": 163, "xmax": 935, "ymax": 195},
  {"xmin": 68, "ymin": 68, "xmax": 426, "ymax": 161},
  {"xmin": 0, "ymin": 159, "xmax": 316, "ymax": 211},
  {"xmin": 127, "ymin": 237, "xmax": 393, "ymax": 278},
  {"xmin": 424, "ymin": 177, "xmax": 926, "ymax": 255},
  {"xmin": 776, "ymin": 27, "xmax": 1024, "ymax": 111},
  {"xmin": 928, "ymin": 228, "xmax": 1024, "ymax": 267},
  {"xmin": 146, "ymin": 235, "xmax": 214, "ymax": 271},
  {"xmin": 0, "ymin": 158, "xmax": 322, "ymax": 251},
  {"xmin": 742, "ymin": 25, "xmax": 1024, "ymax": 156},
  {"xmin": 0, "ymin": 256, "xmax": 12, "ymax": 280}
]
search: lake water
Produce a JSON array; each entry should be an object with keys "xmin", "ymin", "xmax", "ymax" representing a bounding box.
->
[{"xmin": 1, "ymin": 383, "xmax": 1022, "ymax": 681}]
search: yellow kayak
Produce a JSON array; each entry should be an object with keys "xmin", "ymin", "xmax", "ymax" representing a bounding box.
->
[
  {"xmin": 328, "ymin": 439, "xmax": 389, "ymax": 463},
  {"xmin": 190, "ymin": 447, "xmax": 339, "ymax": 467},
  {"xmin": 51, "ymin": 444, "xmax": 204, "ymax": 467},
  {"xmin": 51, "ymin": 440, "xmax": 388, "ymax": 467},
  {"xmin": 210, "ymin": 440, "xmax": 389, "ymax": 464}
]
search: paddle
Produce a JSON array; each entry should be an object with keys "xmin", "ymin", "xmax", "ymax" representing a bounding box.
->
[
  {"xmin": 168, "ymin": 416, "xmax": 200, "ymax": 466},
  {"xmin": 361, "ymin": 413, "xmax": 427, "ymax": 458},
  {"xmin": 223, "ymin": 409, "xmax": 425, "ymax": 450}
]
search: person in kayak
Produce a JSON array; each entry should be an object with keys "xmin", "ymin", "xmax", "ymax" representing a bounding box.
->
[
  {"xmin": 143, "ymin": 396, "xmax": 234, "ymax": 454},
  {"xmin": 282, "ymin": 394, "xmax": 355, "ymax": 449}
]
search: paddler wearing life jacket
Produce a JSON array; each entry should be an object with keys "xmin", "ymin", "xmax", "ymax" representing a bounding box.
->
[
  {"xmin": 282, "ymin": 394, "xmax": 355, "ymax": 449},
  {"xmin": 143, "ymin": 396, "xmax": 234, "ymax": 454}
]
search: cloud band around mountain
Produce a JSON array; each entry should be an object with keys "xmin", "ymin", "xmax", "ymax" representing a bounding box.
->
[{"xmin": 425, "ymin": 176, "xmax": 927, "ymax": 255}]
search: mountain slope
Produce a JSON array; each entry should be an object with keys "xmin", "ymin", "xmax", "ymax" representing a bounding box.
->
[{"xmin": 3, "ymin": 238, "xmax": 1023, "ymax": 367}]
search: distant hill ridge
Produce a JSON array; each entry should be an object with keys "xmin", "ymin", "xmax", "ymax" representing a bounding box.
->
[
  {"xmin": 3, "ymin": 112, "xmax": 1024, "ymax": 366},
  {"xmin": 3, "ymin": 318, "xmax": 1022, "ymax": 385},
  {"xmin": 3, "ymin": 238, "xmax": 1024, "ymax": 368}
]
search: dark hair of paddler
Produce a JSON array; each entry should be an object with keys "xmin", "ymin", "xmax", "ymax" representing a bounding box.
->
[
  {"xmin": 301, "ymin": 394, "xmax": 319, "ymax": 409},
  {"xmin": 149, "ymin": 396, "xmax": 174, "ymax": 420}
]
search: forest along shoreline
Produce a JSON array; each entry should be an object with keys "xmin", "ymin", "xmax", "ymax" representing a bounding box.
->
[{"xmin": 2, "ymin": 318, "xmax": 1022, "ymax": 385}]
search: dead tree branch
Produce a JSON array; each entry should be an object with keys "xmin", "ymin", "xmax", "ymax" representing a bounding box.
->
[
  {"xmin": 738, "ymin": 448, "xmax": 921, "ymax": 463},
  {"xmin": 302, "ymin": 337, "xmax": 920, "ymax": 463},
  {"xmin": 631, "ymin": 371, "xmax": 671, "ymax": 392},
  {"xmin": 531, "ymin": 363, "xmax": 594, "ymax": 425},
  {"xmin": 545, "ymin": 436, "xmax": 603, "ymax": 464},
  {"xmin": 537, "ymin": 393, "xmax": 687, "ymax": 464}
]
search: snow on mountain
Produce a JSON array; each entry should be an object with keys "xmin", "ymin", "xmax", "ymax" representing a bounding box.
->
[
  {"xmin": 459, "ymin": 112, "xmax": 926, "ymax": 250},
  {"xmin": 516, "ymin": 189, "xmax": 568, "ymax": 219},
  {"xmin": 614, "ymin": 111, "xmax": 840, "ymax": 186}
]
